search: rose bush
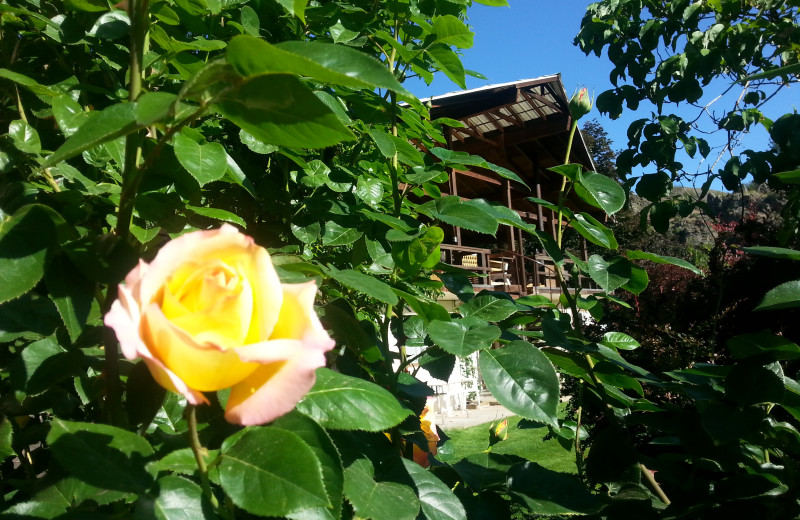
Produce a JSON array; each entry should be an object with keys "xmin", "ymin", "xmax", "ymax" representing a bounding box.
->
[{"xmin": 105, "ymin": 225, "xmax": 334, "ymax": 425}]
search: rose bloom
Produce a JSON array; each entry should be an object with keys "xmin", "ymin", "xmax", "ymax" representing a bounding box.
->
[
  {"xmin": 413, "ymin": 403, "xmax": 440, "ymax": 468},
  {"xmin": 105, "ymin": 225, "xmax": 334, "ymax": 425}
]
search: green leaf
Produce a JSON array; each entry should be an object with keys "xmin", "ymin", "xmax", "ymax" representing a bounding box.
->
[
  {"xmin": 134, "ymin": 92, "xmax": 177, "ymax": 125},
  {"xmin": 9, "ymin": 120, "xmax": 41, "ymax": 154},
  {"xmin": 369, "ymin": 129, "xmax": 397, "ymax": 158},
  {"xmin": 458, "ymin": 294, "xmax": 517, "ymax": 322},
  {"xmin": 240, "ymin": 5, "xmax": 259, "ymax": 36},
  {"xmin": 65, "ymin": 0, "xmax": 108, "ymax": 11},
  {"xmin": 297, "ymin": 368, "xmax": 412, "ymax": 431},
  {"xmin": 216, "ymin": 75, "xmax": 354, "ymax": 149},
  {"xmin": 355, "ymin": 177, "xmax": 384, "ymax": 206},
  {"xmin": 516, "ymin": 294, "xmax": 557, "ymax": 308},
  {"xmin": 755, "ymin": 280, "xmax": 800, "ymax": 311},
  {"xmin": 154, "ymin": 448, "xmax": 217, "ymax": 476},
  {"xmin": 274, "ymin": 411, "xmax": 344, "ymax": 520},
  {"xmin": 0, "ymin": 417, "xmax": 12, "ymax": 461},
  {"xmin": 548, "ymin": 164, "xmax": 581, "ymax": 182},
  {"xmin": 626, "ymin": 249, "xmax": 703, "ymax": 275},
  {"xmin": 227, "ymin": 36, "xmax": 413, "ymax": 100},
  {"xmin": 173, "ymin": 132, "xmax": 228, "ymax": 186},
  {"xmin": 44, "ymin": 255, "xmax": 95, "ymax": 342},
  {"xmin": 142, "ymin": 475, "xmax": 210, "ymax": 520},
  {"xmin": 184, "ymin": 205, "xmax": 246, "ymax": 227},
  {"xmin": 431, "ymin": 15, "xmax": 474, "ymax": 49},
  {"xmin": 773, "ymin": 170, "xmax": 800, "ymax": 184},
  {"xmin": 430, "ymin": 148, "xmax": 527, "ymax": 187},
  {"xmin": 47, "ymin": 418, "xmax": 155, "ymax": 494},
  {"xmin": 586, "ymin": 255, "xmax": 634, "ymax": 293},
  {"xmin": 725, "ymin": 361, "xmax": 784, "ymax": 406},
  {"xmin": 427, "ymin": 45, "xmax": 466, "ymax": 89},
  {"xmin": 10, "ymin": 336, "xmax": 81, "ymax": 394},
  {"xmin": 291, "ymin": 223, "xmax": 321, "ymax": 244},
  {"xmin": 743, "ymin": 246, "xmax": 800, "ymax": 261},
  {"xmin": 0, "ymin": 68, "xmax": 58, "ymax": 97},
  {"xmin": 479, "ymin": 341, "xmax": 560, "ymax": 427},
  {"xmin": 417, "ymin": 196, "xmax": 499, "ymax": 235},
  {"xmin": 274, "ymin": 0, "xmax": 306, "ymax": 22},
  {"xmin": 390, "ymin": 134, "xmax": 424, "ymax": 166},
  {"xmin": 322, "ymin": 222, "xmax": 362, "ymax": 246},
  {"xmin": 473, "ymin": 0, "xmax": 509, "ymax": 5},
  {"xmin": 42, "ymin": 102, "xmax": 140, "ymax": 168},
  {"xmin": 52, "ymin": 95, "xmax": 88, "ymax": 137},
  {"xmin": 429, "ymin": 318, "xmax": 501, "ymax": 356},
  {"xmin": 327, "ymin": 268, "xmax": 397, "ymax": 305},
  {"xmin": 401, "ymin": 459, "xmax": 467, "ymax": 520},
  {"xmin": 571, "ymin": 213, "xmax": 618, "ymax": 249},
  {"xmin": 343, "ymin": 458, "xmax": 420, "ymax": 520},
  {"xmin": 392, "ymin": 226, "xmax": 443, "ymax": 274},
  {"xmin": 728, "ymin": 331, "xmax": 800, "ymax": 361},
  {"xmin": 219, "ymin": 427, "xmax": 328, "ymax": 517},
  {"xmin": 574, "ymin": 170, "xmax": 625, "ymax": 215},
  {"xmin": 600, "ymin": 332, "xmax": 640, "ymax": 351},
  {"xmin": 240, "ymin": 129, "xmax": 278, "ymax": 154},
  {"xmin": 507, "ymin": 462, "xmax": 604, "ymax": 515},
  {"xmin": 0, "ymin": 205, "xmax": 62, "ymax": 304}
]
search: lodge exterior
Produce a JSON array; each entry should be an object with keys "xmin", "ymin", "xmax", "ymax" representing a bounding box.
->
[{"xmin": 425, "ymin": 75, "xmax": 604, "ymax": 301}]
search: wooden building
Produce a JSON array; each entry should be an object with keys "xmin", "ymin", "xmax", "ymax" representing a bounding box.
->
[{"xmin": 426, "ymin": 75, "xmax": 603, "ymax": 300}]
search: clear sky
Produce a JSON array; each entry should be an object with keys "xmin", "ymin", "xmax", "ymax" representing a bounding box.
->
[{"xmin": 406, "ymin": 2, "xmax": 798, "ymax": 191}]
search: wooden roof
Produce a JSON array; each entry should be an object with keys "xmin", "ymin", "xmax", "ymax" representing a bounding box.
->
[{"xmin": 426, "ymin": 75, "xmax": 599, "ymax": 218}]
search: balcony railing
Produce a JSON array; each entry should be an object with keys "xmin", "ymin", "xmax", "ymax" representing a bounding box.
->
[{"xmin": 439, "ymin": 244, "xmax": 598, "ymax": 298}]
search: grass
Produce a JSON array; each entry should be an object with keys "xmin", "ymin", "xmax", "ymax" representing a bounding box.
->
[{"xmin": 439, "ymin": 414, "xmax": 577, "ymax": 474}]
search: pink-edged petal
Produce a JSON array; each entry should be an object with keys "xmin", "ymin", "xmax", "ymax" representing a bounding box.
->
[
  {"xmin": 224, "ymin": 345, "xmax": 327, "ymax": 426},
  {"xmin": 105, "ymin": 294, "xmax": 207, "ymax": 405},
  {"xmin": 105, "ymin": 286, "xmax": 144, "ymax": 361},
  {"xmin": 142, "ymin": 357, "xmax": 208, "ymax": 406}
]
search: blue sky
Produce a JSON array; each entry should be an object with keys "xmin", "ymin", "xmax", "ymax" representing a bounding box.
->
[{"xmin": 406, "ymin": 2, "xmax": 798, "ymax": 191}]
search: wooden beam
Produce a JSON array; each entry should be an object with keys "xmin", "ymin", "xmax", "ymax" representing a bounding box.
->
[
  {"xmin": 526, "ymin": 90, "xmax": 563, "ymax": 114},
  {"xmin": 452, "ymin": 168, "xmax": 502, "ymax": 186},
  {"xmin": 484, "ymin": 111, "xmax": 504, "ymax": 133},
  {"xmin": 520, "ymin": 90, "xmax": 548, "ymax": 120},
  {"xmin": 493, "ymin": 107, "xmax": 524, "ymax": 127},
  {"xmin": 450, "ymin": 128, "xmax": 466, "ymax": 144},
  {"xmin": 455, "ymin": 125, "xmax": 501, "ymax": 148},
  {"xmin": 452, "ymin": 115, "xmax": 571, "ymax": 153}
]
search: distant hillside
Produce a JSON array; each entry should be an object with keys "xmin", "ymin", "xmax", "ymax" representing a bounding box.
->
[{"xmin": 624, "ymin": 185, "xmax": 786, "ymax": 247}]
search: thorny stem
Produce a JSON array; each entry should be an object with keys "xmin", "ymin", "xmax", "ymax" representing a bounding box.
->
[{"xmin": 188, "ymin": 406, "xmax": 221, "ymax": 511}]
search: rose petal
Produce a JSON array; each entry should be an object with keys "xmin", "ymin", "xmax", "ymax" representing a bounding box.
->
[
  {"xmin": 105, "ymin": 285, "xmax": 144, "ymax": 361},
  {"xmin": 105, "ymin": 297, "xmax": 207, "ymax": 405},
  {"xmin": 224, "ymin": 346, "xmax": 327, "ymax": 426},
  {"xmin": 138, "ymin": 226, "xmax": 283, "ymax": 343},
  {"xmin": 233, "ymin": 281, "xmax": 334, "ymax": 364},
  {"xmin": 141, "ymin": 303, "xmax": 260, "ymax": 392}
]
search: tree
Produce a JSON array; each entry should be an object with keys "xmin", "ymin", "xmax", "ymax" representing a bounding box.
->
[
  {"xmin": 575, "ymin": 0, "xmax": 800, "ymax": 239},
  {"xmin": 581, "ymin": 119, "xmax": 619, "ymax": 181}
]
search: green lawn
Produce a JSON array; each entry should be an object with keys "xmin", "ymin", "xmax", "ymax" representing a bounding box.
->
[{"xmin": 438, "ymin": 415, "xmax": 577, "ymax": 474}]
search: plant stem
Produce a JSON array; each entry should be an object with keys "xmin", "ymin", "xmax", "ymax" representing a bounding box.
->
[
  {"xmin": 639, "ymin": 463, "xmax": 671, "ymax": 505},
  {"xmin": 556, "ymin": 121, "xmax": 578, "ymax": 248},
  {"xmin": 188, "ymin": 406, "xmax": 221, "ymax": 511}
]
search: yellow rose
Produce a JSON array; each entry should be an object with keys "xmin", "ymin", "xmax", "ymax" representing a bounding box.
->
[{"xmin": 104, "ymin": 225, "xmax": 334, "ymax": 425}]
